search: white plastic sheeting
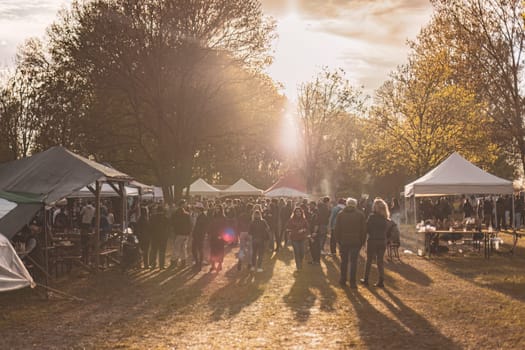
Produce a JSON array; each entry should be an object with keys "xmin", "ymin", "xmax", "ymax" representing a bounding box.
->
[
  {"xmin": 0, "ymin": 198, "xmax": 17, "ymax": 219},
  {"xmin": 0, "ymin": 233, "xmax": 35, "ymax": 292}
]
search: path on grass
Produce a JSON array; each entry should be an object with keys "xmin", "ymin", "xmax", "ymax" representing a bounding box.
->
[{"xmin": 2, "ymin": 240, "xmax": 525, "ymax": 349}]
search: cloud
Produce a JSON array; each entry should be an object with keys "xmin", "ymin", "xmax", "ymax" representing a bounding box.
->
[
  {"xmin": 0, "ymin": 0, "xmax": 63, "ymax": 20},
  {"xmin": 0, "ymin": 0, "xmax": 67, "ymax": 66},
  {"xmin": 261, "ymin": 0, "xmax": 433, "ymax": 97}
]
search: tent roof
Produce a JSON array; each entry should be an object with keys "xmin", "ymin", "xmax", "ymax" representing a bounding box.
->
[
  {"xmin": 68, "ymin": 183, "xmax": 139, "ymax": 198},
  {"xmin": 129, "ymin": 180, "xmax": 153, "ymax": 194},
  {"xmin": 265, "ymin": 187, "xmax": 308, "ymax": 198},
  {"xmin": 265, "ymin": 173, "xmax": 307, "ymax": 194},
  {"xmin": 404, "ymin": 152, "xmax": 513, "ymax": 197},
  {"xmin": 0, "ymin": 146, "xmax": 132, "ymax": 204},
  {"xmin": 0, "ymin": 146, "xmax": 132, "ymax": 238},
  {"xmin": 188, "ymin": 178, "xmax": 220, "ymax": 195},
  {"xmin": 222, "ymin": 178, "xmax": 263, "ymax": 196}
]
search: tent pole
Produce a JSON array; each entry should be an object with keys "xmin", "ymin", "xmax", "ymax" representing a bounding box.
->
[
  {"xmin": 413, "ymin": 196, "xmax": 417, "ymax": 225},
  {"xmin": 43, "ymin": 203, "xmax": 49, "ymax": 299},
  {"xmin": 119, "ymin": 182, "xmax": 127, "ymax": 233},
  {"xmin": 404, "ymin": 195, "xmax": 408, "ymax": 225},
  {"xmin": 94, "ymin": 181, "xmax": 101, "ymax": 272}
]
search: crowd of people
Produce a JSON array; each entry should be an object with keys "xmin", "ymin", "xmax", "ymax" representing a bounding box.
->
[
  {"xmin": 130, "ymin": 195, "xmax": 401, "ymax": 289},
  {"xmin": 417, "ymin": 194, "xmax": 525, "ymax": 230},
  {"xmin": 10, "ymin": 194, "xmax": 402, "ymax": 290}
]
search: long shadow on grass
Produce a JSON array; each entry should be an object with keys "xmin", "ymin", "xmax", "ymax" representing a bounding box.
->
[
  {"xmin": 207, "ymin": 247, "xmax": 278, "ymax": 321},
  {"xmin": 345, "ymin": 288, "xmax": 461, "ymax": 349},
  {"xmin": 385, "ymin": 260, "xmax": 433, "ymax": 287},
  {"xmin": 431, "ymin": 255, "xmax": 525, "ymax": 302},
  {"xmin": 283, "ymin": 258, "xmax": 338, "ymax": 322}
]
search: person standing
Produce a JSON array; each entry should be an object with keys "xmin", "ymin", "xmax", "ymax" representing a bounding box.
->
[
  {"xmin": 496, "ymin": 196, "xmax": 505, "ymax": 230},
  {"xmin": 149, "ymin": 205, "xmax": 169, "ymax": 269},
  {"xmin": 79, "ymin": 201, "xmax": 95, "ymax": 264},
  {"xmin": 237, "ymin": 203, "xmax": 253, "ymax": 271},
  {"xmin": 335, "ymin": 198, "xmax": 366, "ymax": 288},
  {"xmin": 361, "ymin": 198, "xmax": 390, "ymax": 288},
  {"xmin": 208, "ymin": 204, "xmax": 227, "ymax": 273},
  {"xmin": 463, "ymin": 197, "xmax": 474, "ymax": 219},
  {"xmin": 317, "ymin": 197, "xmax": 331, "ymax": 255},
  {"xmin": 171, "ymin": 201, "xmax": 192, "ymax": 268},
  {"xmin": 307, "ymin": 201, "xmax": 320, "ymax": 265},
  {"xmin": 483, "ymin": 197, "xmax": 494, "ymax": 228},
  {"xmin": 515, "ymin": 195, "xmax": 524, "ymax": 230},
  {"xmin": 249, "ymin": 209, "xmax": 270, "ymax": 272},
  {"xmin": 286, "ymin": 207, "xmax": 309, "ymax": 272},
  {"xmin": 328, "ymin": 198, "xmax": 346, "ymax": 256},
  {"xmin": 280, "ymin": 200, "xmax": 293, "ymax": 247},
  {"xmin": 136, "ymin": 206, "xmax": 150, "ymax": 269},
  {"xmin": 192, "ymin": 202, "xmax": 209, "ymax": 271}
]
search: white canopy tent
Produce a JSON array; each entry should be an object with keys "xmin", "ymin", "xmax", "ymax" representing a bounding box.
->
[
  {"xmin": 0, "ymin": 233, "xmax": 35, "ymax": 292},
  {"xmin": 405, "ymin": 152, "xmax": 513, "ymax": 197},
  {"xmin": 187, "ymin": 178, "xmax": 221, "ymax": 197},
  {"xmin": 265, "ymin": 187, "xmax": 308, "ymax": 198},
  {"xmin": 142, "ymin": 186, "xmax": 164, "ymax": 202},
  {"xmin": 221, "ymin": 179, "xmax": 263, "ymax": 197},
  {"xmin": 404, "ymin": 152, "xmax": 514, "ymax": 225}
]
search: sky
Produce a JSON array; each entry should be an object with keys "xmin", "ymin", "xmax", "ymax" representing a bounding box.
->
[{"xmin": 0, "ymin": 0, "xmax": 434, "ymax": 99}]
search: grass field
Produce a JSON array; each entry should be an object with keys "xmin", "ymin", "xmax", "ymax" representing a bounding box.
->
[{"xmin": 1, "ymin": 235, "xmax": 524, "ymax": 349}]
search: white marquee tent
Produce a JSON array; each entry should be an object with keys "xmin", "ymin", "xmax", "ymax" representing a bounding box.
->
[
  {"xmin": 404, "ymin": 152, "xmax": 514, "ymax": 225},
  {"xmin": 187, "ymin": 178, "xmax": 221, "ymax": 197},
  {"xmin": 405, "ymin": 152, "xmax": 513, "ymax": 197},
  {"xmin": 221, "ymin": 179, "xmax": 263, "ymax": 197}
]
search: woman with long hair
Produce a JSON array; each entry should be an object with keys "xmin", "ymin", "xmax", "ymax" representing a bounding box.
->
[
  {"xmin": 208, "ymin": 204, "xmax": 227, "ymax": 273},
  {"xmin": 361, "ymin": 198, "xmax": 390, "ymax": 288},
  {"xmin": 286, "ymin": 207, "xmax": 310, "ymax": 272}
]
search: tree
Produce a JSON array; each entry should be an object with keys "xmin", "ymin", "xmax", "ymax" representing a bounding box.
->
[
  {"xmin": 34, "ymin": 0, "xmax": 278, "ymax": 202},
  {"xmin": 296, "ymin": 68, "xmax": 365, "ymax": 194},
  {"xmin": 427, "ymin": 0, "xmax": 525, "ymax": 175},
  {"xmin": 364, "ymin": 47, "xmax": 500, "ymax": 188},
  {"xmin": 0, "ymin": 39, "xmax": 49, "ymax": 161}
]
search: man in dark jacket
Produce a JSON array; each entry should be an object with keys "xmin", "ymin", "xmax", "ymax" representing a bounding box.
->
[{"xmin": 334, "ymin": 197, "xmax": 366, "ymax": 288}]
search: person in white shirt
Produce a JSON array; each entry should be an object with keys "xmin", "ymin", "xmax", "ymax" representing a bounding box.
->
[{"xmin": 79, "ymin": 201, "xmax": 95, "ymax": 264}]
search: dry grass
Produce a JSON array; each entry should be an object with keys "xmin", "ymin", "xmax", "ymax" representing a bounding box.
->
[{"xmin": 1, "ymin": 236, "xmax": 525, "ymax": 349}]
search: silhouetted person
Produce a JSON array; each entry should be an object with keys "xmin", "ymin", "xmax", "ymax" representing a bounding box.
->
[
  {"xmin": 361, "ymin": 198, "xmax": 390, "ymax": 288},
  {"xmin": 335, "ymin": 198, "xmax": 366, "ymax": 289}
]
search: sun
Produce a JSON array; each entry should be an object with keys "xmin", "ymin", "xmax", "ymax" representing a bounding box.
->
[{"xmin": 280, "ymin": 111, "xmax": 301, "ymax": 156}]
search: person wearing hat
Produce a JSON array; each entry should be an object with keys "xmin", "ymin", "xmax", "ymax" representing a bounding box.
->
[{"xmin": 334, "ymin": 197, "xmax": 366, "ymax": 288}]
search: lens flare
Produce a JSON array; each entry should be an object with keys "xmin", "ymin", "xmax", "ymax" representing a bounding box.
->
[{"xmin": 221, "ymin": 227, "xmax": 236, "ymax": 244}]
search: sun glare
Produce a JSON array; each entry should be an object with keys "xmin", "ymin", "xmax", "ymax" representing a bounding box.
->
[{"xmin": 280, "ymin": 112, "xmax": 300, "ymax": 156}]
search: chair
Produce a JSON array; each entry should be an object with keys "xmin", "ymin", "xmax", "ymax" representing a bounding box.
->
[{"xmin": 387, "ymin": 241, "xmax": 401, "ymax": 262}]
